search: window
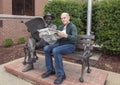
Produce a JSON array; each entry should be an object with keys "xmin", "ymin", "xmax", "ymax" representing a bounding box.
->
[{"xmin": 12, "ymin": 0, "xmax": 34, "ymax": 16}]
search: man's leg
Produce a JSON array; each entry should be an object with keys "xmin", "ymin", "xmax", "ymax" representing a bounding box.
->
[
  {"xmin": 53, "ymin": 44, "xmax": 75, "ymax": 84},
  {"xmin": 41, "ymin": 44, "xmax": 59, "ymax": 78}
]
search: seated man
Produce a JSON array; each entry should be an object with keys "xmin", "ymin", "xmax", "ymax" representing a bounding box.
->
[
  {"xmin": 22, "ymin": 13, "xmax": 57, "ymax": 72},
  {"xmin": 41, "ymin": 12, "xmax": 78, "ymax": 84}
]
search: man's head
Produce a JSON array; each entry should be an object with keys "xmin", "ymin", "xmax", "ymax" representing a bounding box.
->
[
  {"xmin": 60, "ymin": 12, "xmax": 70, "ymax": 25},
  {"xmin": 43, "ymin": 13, "xmax": 54, "ymax": 25}
]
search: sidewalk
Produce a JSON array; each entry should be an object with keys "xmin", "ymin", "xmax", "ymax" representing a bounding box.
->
[
  {"xmin": 0, "ymin": 54, "xmax": 120, "ymax": 85},
  {"xmin": 0, "ymin": 58, "xmax": 33, "ymax": 85}
]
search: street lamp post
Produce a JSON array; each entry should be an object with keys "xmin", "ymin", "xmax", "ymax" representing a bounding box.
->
[{"xmin": 87, "ymin": 0, "xmax": 92, "ymax": 35}]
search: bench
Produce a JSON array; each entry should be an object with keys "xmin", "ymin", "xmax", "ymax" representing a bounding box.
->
[
  {"xmin": 37, "ymin": 34, "xmax": 95, "ymax": 82},
  {"xmin": 23, "ymin": 18, "xmax": 95, "ymax": 82}
]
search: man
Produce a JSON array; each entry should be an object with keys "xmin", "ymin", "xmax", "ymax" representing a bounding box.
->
[
  {"xmin": 22, "ymin": 13, "xmax": 57, "ymax": 72},
  {"xmin": 41, "ymin": 12, "xmax": 77, "ymax": 84}
]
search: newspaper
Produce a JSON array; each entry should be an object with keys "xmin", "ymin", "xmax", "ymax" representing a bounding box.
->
[{"xmin": 38, "ymin": 28, "xmax": 61, "ymax": 44}]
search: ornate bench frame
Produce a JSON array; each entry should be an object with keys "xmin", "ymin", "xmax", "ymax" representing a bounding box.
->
[{"xmin": 38, "ymin": 34, "xmax": 95, "ymax": 82}]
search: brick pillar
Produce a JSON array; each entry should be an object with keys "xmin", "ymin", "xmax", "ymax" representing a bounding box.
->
[
  {"xmin": 35, "ymin": 0, "xmax": 48, "ymax": 16},
  {"xmin": 2, "ymin": 0, "xmax": 12, "ymax": 14}
]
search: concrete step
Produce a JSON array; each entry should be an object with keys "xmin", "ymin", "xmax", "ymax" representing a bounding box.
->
[
  {"xmin": 89, "ymin": 52, "xmax": 102, "ymax": 66},
  {"xmin": 4, "ymin": 54, "xmax": 108, "ymax": 85}
]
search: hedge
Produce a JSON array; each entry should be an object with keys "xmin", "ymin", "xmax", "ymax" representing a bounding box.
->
[
  {"xmin": 93, "ymin": 0, "xmax": 120, "ymax": 55},
  {"xmin": 44, "ymin": 0, "xmax": 84, "ymax": 34},
  {"xmin": 44, "ymin": 0, "xmax": 120, "ymax": 55}
]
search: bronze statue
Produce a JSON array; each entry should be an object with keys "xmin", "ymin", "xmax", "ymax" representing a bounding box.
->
[{"xmin": 22, "ymin": 13, "xmax": 57, "ymax": 72}]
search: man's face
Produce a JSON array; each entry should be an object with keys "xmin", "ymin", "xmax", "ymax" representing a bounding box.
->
[
  {"xmin": 45, "ymin": 16, "xmax": 52, "ymax": 25},
  {"xmin": 61, "ymin": 13, "xmax": 70, "ymax": 25}
]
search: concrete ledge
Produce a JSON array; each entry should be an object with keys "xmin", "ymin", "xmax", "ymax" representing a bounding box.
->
[{"xmin": 4, "ymin": 54, "xmax": 108, "ymax": 85}]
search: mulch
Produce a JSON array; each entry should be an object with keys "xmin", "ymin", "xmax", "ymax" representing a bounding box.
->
[{"xmin": 0, "ymin": 44, "xmax": 120, "ymax": 74}]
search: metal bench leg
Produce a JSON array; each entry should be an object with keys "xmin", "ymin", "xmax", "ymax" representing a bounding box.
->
[
  {"xmin": 79, "ymin": 59, "xmax": 86, "ymax": 82},
  {"xmin": 87, "ymin": 57, "xmax": 91, "ymax": 73}
]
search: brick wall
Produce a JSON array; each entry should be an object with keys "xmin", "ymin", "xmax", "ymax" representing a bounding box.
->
[
  {"xmin": 0, "ymin": 19, "xmax": 30, "ymax": 46},
  {"xmin": 0, "ymin": 0, "xmax": 49, "ymax": 46},
  {"xmin": 35, "ymin": 0, "xmax": 48, "ymax": 16}
]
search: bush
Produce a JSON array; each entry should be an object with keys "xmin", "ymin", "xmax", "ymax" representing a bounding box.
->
[
  {"xmin": 17, "ymin": 37, "xmax": 25, "ymax": 44},
  {"xmin": 4, "ymin": 38, "xmax": 13, "ymax": 47},
  {"xmin": 44, "ymin": 0, "xmax": 120, "ymax": 55},
  {"xmin": 44, "ymin": 0, "xmax": 84, "ymax": 34},
  {"xmin": 93, "ymin": 0, "xmax": 120, "ymax": 55}
]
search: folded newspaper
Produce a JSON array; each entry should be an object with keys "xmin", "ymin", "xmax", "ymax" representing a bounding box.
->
[{"xmin": 38, "ymin": 28, "xmax": 61, "ymax": 44}]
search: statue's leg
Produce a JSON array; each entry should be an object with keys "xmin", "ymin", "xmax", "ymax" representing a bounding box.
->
[
  {"xmin": 34, "ymin": 50, "xmax": 39, "ymax": 60},
  {"xmin": 22, "ymin": 38, "xmax": 36, "ymax": 72},
  {"xmin": 22, "ymin": 43, "xmax": 29, "ymax": 65}
]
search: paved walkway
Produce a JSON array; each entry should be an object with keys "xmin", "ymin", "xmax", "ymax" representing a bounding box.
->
[
  {"xmin": 0, "ymin": 54, "xmax": 120, "ymax": 85},
  {"xmin": 0, "ymin": 58, "xmax": 33, "ymax": 85}
]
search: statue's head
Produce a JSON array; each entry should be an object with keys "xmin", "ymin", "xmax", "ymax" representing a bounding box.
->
[{"xmin": 43, "ymin": 12, "xmax": 54, "ymax": 25}]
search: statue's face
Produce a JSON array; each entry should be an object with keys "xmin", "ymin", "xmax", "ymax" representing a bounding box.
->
[{"xmin": 45, "ymin": 16, "xmax": 52, "ymax": 25}]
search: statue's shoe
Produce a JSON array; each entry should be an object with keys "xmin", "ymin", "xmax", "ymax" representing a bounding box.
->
[
  {"xmin": 22, "ymin": 64, "xmax": 34, "ymax": 72},
  {"xmin": 27, "ymin": 58, "xmax": 36, "ymax": 64}
]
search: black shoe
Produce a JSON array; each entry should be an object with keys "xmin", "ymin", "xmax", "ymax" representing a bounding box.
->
[
  {"xmin": 41, "ymin": 70, "xmax": 55, "ymax": 78},
  {"xmin": 54, "ymin": 74, "xmax": 66, "ymax": 84},
  {"xmin": 22, "ymin": 64, "xmax": 34, "ymax": 72}
]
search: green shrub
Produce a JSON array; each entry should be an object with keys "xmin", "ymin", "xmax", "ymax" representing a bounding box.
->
[
  {"xmin": 4, "ymin": 38, "xmax": 13, "ymax": 47},
  {"xmin": 17, "ymin": 37, "xmax": 25, "ymax": 44},
  {"xmin": 44, "ymin": 0, "xmax": 84, "ymax": 34},
  {"xmin": 93, "ymin": 0, "xmax": 120, "ymax": 55},
  {"xmin": 44, "ymin": 0, "xmax": 120, "ymax": 55}
]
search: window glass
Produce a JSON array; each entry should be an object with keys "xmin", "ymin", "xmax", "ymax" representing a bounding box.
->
[{"xmin": 12, "ymin": 0, "xmax": 34, "ymax": 16}]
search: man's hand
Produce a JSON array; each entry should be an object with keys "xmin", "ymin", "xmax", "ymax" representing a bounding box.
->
[{"xmin": 57, "ymin": 31, "xmax": 68, "ymax": 38}]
